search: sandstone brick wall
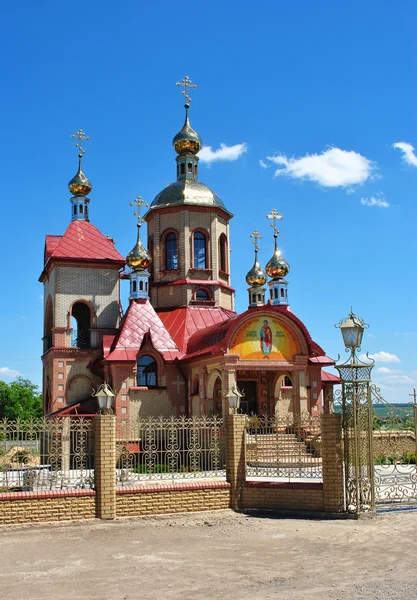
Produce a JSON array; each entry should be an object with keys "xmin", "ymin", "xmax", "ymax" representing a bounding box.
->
[
  {"xmin": 54, "ymin": 266, "xmax": 120, "ymax": 330},
  {"xmin": 0, "ymin": 490, "xmax": 96, "ymax": 525},
  {"xmin": 242, "ymin": 481, "xmax": 324, "ymax": 512},
  {"xmin": 129, "ymin": 389, "xmax": 174, "ymax": 419},
  {"xmin": 116, "ymin": 482, "xmax": 230, "ymax": 516}
]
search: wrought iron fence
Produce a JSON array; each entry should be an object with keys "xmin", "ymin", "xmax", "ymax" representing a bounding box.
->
[
  {"xmin": 246, "ymin": 412, "xmax": 322, "ymax": 480},
  {"xmin": 116, "ymin": 415, "xmax": 226, "ymax": 484},
  {"xmin": 0, "ymin": 417, "xmax": 94, "ymax": 491}
]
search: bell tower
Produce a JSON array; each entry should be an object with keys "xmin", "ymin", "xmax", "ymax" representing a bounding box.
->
[
  {"xmin": 40, "ymin": 130, "xmax": 125, "ymax": 415},
  {"xmin": 145, "ymin": 76, "xmax": 235, "ymax": 312}
]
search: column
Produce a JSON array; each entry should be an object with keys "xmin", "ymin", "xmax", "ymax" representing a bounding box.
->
[
  {"xmin": 225, "ymin": 414, "xmax": 246, "ymax": 510},
  {"xmin": 94, "ymin": 415, "xmax": 116, "ymax": 520},
  {"xmin": 321, "ymin": 413, "xmax": 344, "ymax": 512}
]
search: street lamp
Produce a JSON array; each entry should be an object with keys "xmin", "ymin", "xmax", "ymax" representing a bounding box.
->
[
  {"xmin": 92, "ymin": 382, "xmax": 115, "ymax": 414},
  {"xmin": 224, "ymin": 384, "xmax": 245, "ymax": 414},
  {"xmin": 334, "ymin": 309, "xmax": 374, "ymax": 515}
]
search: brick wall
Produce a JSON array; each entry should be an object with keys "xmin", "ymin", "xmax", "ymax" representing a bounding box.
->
[
  {"xmin": 0, "ymin": 490, "xmax": 95, "ymax": 525},
  {"xmin": 116, "ymin": 481, "xmax": 230, "ymax": 516},
  {"xmin": 242, "ymin": 482, "xmax": 324, "ymax": 512}
]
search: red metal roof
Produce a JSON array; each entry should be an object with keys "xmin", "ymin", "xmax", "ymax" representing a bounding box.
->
[
  {"xmin": 105, "ymin": 299, "xmax": 182, "ymax": 362},
  {"xmin": 321, "ymin": 371, "xmax": 340, "ymax": 384},
  {"xmin": 157, "ymin": 305, "xmax": 237, "ymax": 354},
  {"xmin": 44, "ymin": 220, "xmax": 124, "ymax": 264},
  {"xmin": 184, "ymin": 305, "xmax": 328, "ymax": 360},
  {"xmin": 309, "ymin": 355, "xmax": 336, "ymax": 366}
]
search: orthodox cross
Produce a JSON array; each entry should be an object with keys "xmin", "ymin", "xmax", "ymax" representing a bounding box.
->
[
  {"xmin": 71, "ymin": 129, "xmax": 90, "ymax": 156},
  {"xmin": 130, "ymin": 195, "xmax": 149, "ymax": 227},
  {"xmin": 250, "ymin": 229, "xmax": 262, "ymax": 252},
  {"xmin": 409, "ymin": 388, "xmax": 417, "ymax": 405},
  {"xmin": 266, "ymin": 208, "xmax": 283, "ymax": 236},
  {"xmin": 172, "ymin": 375, "xmax": 185, "ymax": 394},
  {"xmin": 176, "ymin": 75, "xmax": 197, "ymax": 105}
]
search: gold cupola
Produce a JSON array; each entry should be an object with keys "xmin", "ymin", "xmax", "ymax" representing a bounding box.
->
[
  {"xmin": 265, "ymin": 246, "xmax": 290, "ymax": 279},
  {"xmin": 68, "ymin": 155, "xmax": 92, "ymax": 196},
  {"xmin": 172, "ymin": 76, "xmax": 202, "ymax": 155},
  {"xmin": 246, "ymin": 230, "xmax": 266, "ymax": 286},
  {"xmin": 126, "ymin": 225, "xmax": 152, "ymax": 271}
]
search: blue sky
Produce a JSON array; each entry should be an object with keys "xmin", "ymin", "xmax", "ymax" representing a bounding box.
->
[{"xmin": 0, "ymin": 1, "xmax": 415, "ymax": 403}]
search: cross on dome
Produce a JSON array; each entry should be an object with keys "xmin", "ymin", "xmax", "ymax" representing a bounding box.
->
[
  {"xmin": 266, "ymin": 208, "xmax": 283, "ymax": 238},
  {"xmin": 250, "ymin": 229, "xmax": 262, "ymax": 252},
  {"xmin": 176, "ymin": 75, "xmax": 197, "ymax": 106},
  {"xmin": 71, "ymin": 129, "xmax": 90, "ymax": 157},
  {"xmin": 130, "ymin": 195, "xmax": 149, "ymax": 228}
]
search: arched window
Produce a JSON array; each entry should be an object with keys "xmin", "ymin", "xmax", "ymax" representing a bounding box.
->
[
  {"xmin": 73, "ymin": 205, "xmax": 77, "ymax": 215},
  {"xmin": 139, "ymin": 281, "xmax": 143, "ymax": 291},
  {"xmin": 188, "ymin": 162, "xmax": 192, "ymax": 173},
  {"xmin": 132, "ymin": 281, "xmax": 137, "ymax": 292},
  {"xmin": 280, "ymin": 288, "xmax": 284, "ymax": 298},
  {"xmin": 180, "ymin": 163, "xmax": 185, "ymax": 175},
  {"xmin": 137, "ymin": 355, "xmax": 157, "ymax": 387},
  {"xmin": 193, "ymin": 377, "xmax": 199, "ymax": 395},
  {"xmin": 193, "ymin": 231, "xmax": 207, "ymax": 269},
  {"xmin": 219, "ymin": 234, "xmax": 227, "ymax": 273},
  {"xmin": 195, "ymin": 288, "xmax": 210, "ymax": 302},
  {"xmin": 283, "ymin": 375, "xmax": 292, "ymax": 387},
  {"xmin": 148, "ymin": 235, "xmax": 154, "ymax": 277},
  {"xmin": 44, "ymin": 296, "xmax": 53, "ymax": 351},
  {"xmin": 71, "ymin": 302, "xmax": 91, "ymax": 349},
  {"xmin": 165, "ymin": 232, "xmax": 178, "ymax": 270},
  {"xmin": 79, "ymin": 205, "xmax": 83, "ymax": 214}
]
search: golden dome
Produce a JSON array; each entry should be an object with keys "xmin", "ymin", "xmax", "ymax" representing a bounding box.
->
[
  {"xmin": 126, "ymin": 226, "xmax": 152, "ymax": 271},
  {"xmin": 68, "ymin": 156, "xmax": 92, "ymax": 196},
  {"xmin": 246, "ymin": 255, "xmax": 266, "ymax": 287},
  {"xmin": 265, "ymin": 247, "xmax": 290, "ymax": 279},
  {"xmin": 172, "ymin": 106, "xmax": 202, "ymax": 155}
]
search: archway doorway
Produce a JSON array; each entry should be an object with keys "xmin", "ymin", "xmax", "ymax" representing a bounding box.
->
[{"xmin": 237, "ymin": 381, "xmax": 257, "ymax": 415}]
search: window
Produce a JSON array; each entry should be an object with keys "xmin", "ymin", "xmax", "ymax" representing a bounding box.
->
[
  {"xmin": 139, "ymin": 281, "xmax": 143, "ymax": 291},
  {"xmin": 219, "ymin": 234, "xmax": 227, "ymax": 273},
  {"xmin": 73, "ymin": 205, "xmax": 77, "ymax": 215},
  {"xmin": 79, "ymin": 205, "xmax": 83, "ymax": 214},
  {"xmin": 280, "ymin": 288, "xmax": 284, "ymax": 298},
  {"xmin": 132, "ymin": 281, "xmax": 137, "ymax": 292},
  {"xmin": 188, "ymin": 162, "xmax": 192, "ymax": 173},
  {"xmin": 283, "ymin": 375, "xmax": 292, "ymax": 387},
  {"xmin": 137, "ymin": 355, "xmax": 157, "ymax": 387},
  {"xmin": 165, "ymin": 232, "xmax": 178, "ymax": 270},
  {"xmin": 193, "ymin": 231, "xmax": 207, "ymax": 268},
  {"xmin": 180, "ymin": 163, "xmax": 185, "ymax": 175},
  {"xmin": 195, "ymin": 288, "xmax": 209, "ymax": 302},
  {"xmin": 71, "ymin": 302, "xmax": 91, "ymax": 349}
]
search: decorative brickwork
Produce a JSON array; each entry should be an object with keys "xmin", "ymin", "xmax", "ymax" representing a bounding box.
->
[
  {"xmin": 94, "ymin": 415, "xmax": 116, "ymax": 519},
  {"xmin": 321, "ymin": 413, "xmax": 344, "ymax": 512}
]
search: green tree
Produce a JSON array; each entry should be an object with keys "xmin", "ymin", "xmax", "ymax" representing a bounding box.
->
[{"xmin": 0, "ymin": 377, "xmax": 42, "ymax": 420}]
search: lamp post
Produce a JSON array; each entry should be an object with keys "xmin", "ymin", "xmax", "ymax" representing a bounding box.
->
[
  {"xmin": 334, "ymin": 309, "xmax": 374, "ymax": 514},
  {"xmin": 224, "ymin": 385, "xmax": 245, "ymax": 414},
  {"xmin": 92, "ymin": 383, "xmax": 116, "ymax": 415}
]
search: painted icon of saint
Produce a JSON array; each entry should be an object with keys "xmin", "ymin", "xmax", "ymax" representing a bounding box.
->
[{"xmin": 260, "ymin": 319, "xmax": 273, "ymax": 356}]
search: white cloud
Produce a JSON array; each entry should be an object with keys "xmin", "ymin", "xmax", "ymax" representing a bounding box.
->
[
  {"xmin": 380, "ymin": 374, "xmax": 415, "ymax": 386},
  {"xmin": 0, "ymin": 367, "xmax": 21, "ymax": 378},
  {"xmin": 199, "ymin": 142, "xmax": 248, "ymax": 164},
  {"xmin": 360, "ymin": 351, "xmax": 401, "ymax": 363},
  {"xmin": 259, "ymin": 159, "xmax": 269, "ymax": 169},
  {"xmin": 392, "ymin": 142, "xmax": 417, "ymax": 167},
  {"xmin": 360, "ymin": 195, "xmax": 389, "ymax": 208},
  {"xmin": 376, "ymin": 367, "xmax": 393, "ymax": 374},
  {"xmin": 263, "ymin": 147, "xmax": 375, "ymax": 188}
]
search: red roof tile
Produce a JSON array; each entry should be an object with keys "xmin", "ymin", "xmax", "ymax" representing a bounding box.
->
[
  {"xmin": 105, "ymin": 299, "xmax": 181, "ymax": 361},
  {"xmin": 157, "ymin": 306, "xmax": 237, "ymax": 353},
  {"xmin": 45, "ymin": 220, "xmax": 124, "ymax": 264}
]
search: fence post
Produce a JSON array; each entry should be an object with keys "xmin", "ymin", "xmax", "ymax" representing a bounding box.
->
[
  {"xmin": 226, "ymin": 414, "xmax": 246, "ymax": 511},
  {"xmin": 94, "ymin": 415, "xmax": 116, "ymax": 520},
  {"xmin": 321, "ymin": 413, "xmax": 344, "ymax": 512}
]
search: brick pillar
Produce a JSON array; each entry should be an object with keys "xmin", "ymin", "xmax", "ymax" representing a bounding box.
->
[
  {"xmin": 226, "ymin": 414, "xmax": 246, "ymax": 510},
  {"xmin": 321, "ymin": 413, "xmax": 344, "ymax": 512},
  {"xmin": 94, "ymin": 415, "xmax": 116, "ymax": 520}
]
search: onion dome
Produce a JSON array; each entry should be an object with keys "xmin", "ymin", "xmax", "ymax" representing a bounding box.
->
[
  {"xmin": 246, "ymin": 253, "xmax": 266, "ymax": 286},
  {"xmin": 68, "ymin": 155, "xmax": 92, "ymax": 196},
  {"xmin": 126, "ymin": 225, "xmax": 152, "ymax": 271},
  {"xmin": 150, "ymin": 179, "xmax": 228, "ymax": 211},
  {"xmin": 172, "ymin": 104, "xmax": 202, "ymax": 155},
  {"xmin": 265, "ymin": 246, "xmax": 290, "ymax": 279}
]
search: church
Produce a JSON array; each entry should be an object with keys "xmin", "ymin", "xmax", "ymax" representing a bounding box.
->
[{"xmin": 40, "ymin": 77, "xmax": 338, "ymax": 422}]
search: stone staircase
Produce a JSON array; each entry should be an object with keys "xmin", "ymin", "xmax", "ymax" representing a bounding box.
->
[{"xmin": 246, "ymin": 432, "xmax": 321, "ymax": 466}]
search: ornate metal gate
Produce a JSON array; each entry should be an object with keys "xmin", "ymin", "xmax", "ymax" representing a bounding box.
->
[{"xmin": 371, "ymin": 386, "xmax": 417, "ymax": 508}]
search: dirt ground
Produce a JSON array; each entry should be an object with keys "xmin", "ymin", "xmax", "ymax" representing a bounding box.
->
[{"xmin": 1, "ymin": 509, "xmax": 416, "ymax": 600}]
